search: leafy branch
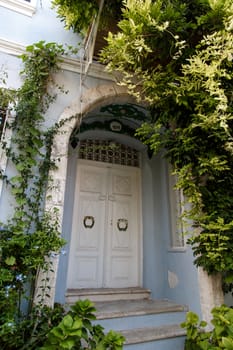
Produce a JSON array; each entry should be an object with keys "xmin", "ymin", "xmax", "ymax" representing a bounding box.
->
[{"xmin": 101, "ymin": 0, "xmax": 233, "ymax": 286}]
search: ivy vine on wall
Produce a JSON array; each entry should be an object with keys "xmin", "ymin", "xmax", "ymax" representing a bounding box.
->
[{"xmin": 0, "ymin": 41, "xmax": 67, "ymax": 327}]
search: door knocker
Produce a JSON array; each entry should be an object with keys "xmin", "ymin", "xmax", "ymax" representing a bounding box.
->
[
  {"xmin": 83, "ymin": 216, "xmax": 95, "ymax": 229},
  {"xmin": 117, "ymin": 218, "xmax": 128, "ymax": 231}
]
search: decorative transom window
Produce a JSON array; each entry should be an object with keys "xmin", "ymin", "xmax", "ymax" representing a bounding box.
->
[
  {"xmin": 0, "ymin": 0, "xmax": 36, "ymax": 17},
  {"xmin": 78, "ymin": 139, "xmax": 140, "ymax": 167}
]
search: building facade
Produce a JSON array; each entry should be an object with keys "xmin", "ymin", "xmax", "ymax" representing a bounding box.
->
[{"xmin": 0, "ymin": 0, "xmax": 226, "ymax": 329}]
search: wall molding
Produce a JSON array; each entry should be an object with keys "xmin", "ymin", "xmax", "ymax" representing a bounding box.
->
[
  {"xmin": 0, "ymin": 0, "xmax": 36, "ymax": 17},
  {"xmin": 0, "ymin": 37, "xmax": 114, "ymax": 81}
]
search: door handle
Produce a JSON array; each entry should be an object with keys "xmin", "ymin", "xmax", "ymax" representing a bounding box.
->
[
  {"xmin": 108, "ymin": 195, "xmax": 115, "ymax": 201},
  {"xmin": 117, "ymin": 218, "xmax": 128, "ymax": 231},
  {"xmin": 83, "ymin": 216, "xmax": 95, "ymax": 229}
]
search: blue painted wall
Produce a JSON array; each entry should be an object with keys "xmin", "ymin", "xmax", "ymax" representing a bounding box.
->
[
  {"xmin": 0, "ymin": 0, "xmax": 79, "ymax": 48},
  {"xmin": 141, "ymin": 153, "xmax": 202, "ymax": 315}
]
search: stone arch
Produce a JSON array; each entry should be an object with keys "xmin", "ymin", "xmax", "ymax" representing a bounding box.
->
[
  {"xmin": 37, "ymin": 83, "xmax": 134, "ymax": 304},
  {"xmin": 46, "ymin": 83, "xmax": 134, "ymax": 221}
]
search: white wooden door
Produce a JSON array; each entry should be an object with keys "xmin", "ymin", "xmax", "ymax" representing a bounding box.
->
[{"xmin": 67, "ymin": 160, "xmax": 141, "ymax": 289}]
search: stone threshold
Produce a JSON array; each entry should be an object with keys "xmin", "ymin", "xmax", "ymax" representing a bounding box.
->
[{"xmin": 66, "ymin": 287, "xmax": 151, "ymax": 303}]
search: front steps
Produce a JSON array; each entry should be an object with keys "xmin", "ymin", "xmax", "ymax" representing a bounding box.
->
[
  {"xmin": 66, "ymin": 287, "xmax": 151, "ymax": 303},
  {"xmin": 66, "ymin": 288, "xmax": 188, "ymax": 349},
  {"xmin": 94, "ymin": 299, "xmax": 188, "ymax": 349}
]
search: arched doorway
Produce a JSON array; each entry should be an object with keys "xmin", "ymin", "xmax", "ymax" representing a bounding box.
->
[
  {"xmin": 66, "ymin": 103, "xmax": 149, "ymax": 290},
  {"xmin": 35, "ymin": 82, "xmax": 222, "ymax": 325}
]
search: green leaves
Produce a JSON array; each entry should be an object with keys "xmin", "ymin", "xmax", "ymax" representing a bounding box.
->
[
  {"xmin": 52, "ymin": 0, "xmax": 123, "ymax": 34},
  {"xmin": 51, "ymin": 0, "xmax": 98, "ymax": 34},
  {"xmin": 0, "ymin": 41, "xmax": 67, "ymax": 330},
  {"xmin": 182, "ymin": 306, "xmax": 233, "ymax": 350},
  {"xmin": 41, "ymin": 314, "xmax": 82, "ymax": 349},
  {"xmin": 101, "ymin": 0, "xmax": 233, "ymax": 279},
  {"xmin": 222, "ymin": 337, "xmax": 233, "ymax": 350},
  {"xmin": 5, "ymin": 256, "xmax": 16, "ymax": 266},
  {"xmin": 98, "ymin": 330, "xmax": 125, "ymax": 350},
  {"xmin": 40, "ymin": 300, "xmax": 124, "ymax": 350}
]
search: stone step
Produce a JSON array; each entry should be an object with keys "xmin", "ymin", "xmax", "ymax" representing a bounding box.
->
[
  {"xmin": 66, "ymin": 292, "xmax": 188, "ymax": 349},
  {"xmin": 66, "ymin": 287, "xmax": 151, "ymax": 303},
  {"xmin": 123, "ymin": 336, "xmax": 186, "ymax": 350},
  {"xmin": 94, "ymin": 299, "xmax": 188, "ymax": 331},
  {"xmin": 122, "ymin": 323, "xmax": 186, "ymax": 346}
]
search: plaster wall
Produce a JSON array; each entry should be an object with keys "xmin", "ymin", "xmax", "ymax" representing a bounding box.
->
[
  {"xmin": 0, "ymin": 0, "xmax": 79, "ymax": 48},
  {"xmin": 141, "ymin": 154, "xmax": 202, "ymax": 315},
  {"xmin": 165, "ymin": 247, "xmax": 202, "ymax": 315},
  {"xmin": 141, "ymin": 154, "xmax": 167, "ymax": 298}
]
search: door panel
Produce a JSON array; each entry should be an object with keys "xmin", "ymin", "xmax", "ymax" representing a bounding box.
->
[
  {"xmin": 67, "ymin": 165, "xmax": 107, "ymax": 288},
  {"xmin": 67, "ymin": 161, "xmax": 141, "ymax": 289},
  {"xmin": 106, "ymin": 168, "xmax": 139, "ymax": 287}
]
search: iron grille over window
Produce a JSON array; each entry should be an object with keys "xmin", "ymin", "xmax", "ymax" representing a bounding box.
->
[
  {"xmin": 78, "ymin": 139, "xmax": 140, "ymax": 167},
  {"xmin": 0, "ymin": 108, "xmax": 6, "ymax": 139}
]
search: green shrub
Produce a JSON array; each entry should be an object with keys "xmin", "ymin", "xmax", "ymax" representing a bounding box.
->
[
  {"xmin": 181, "ymin": 305, "xmax": 233, "ymax": 349},
  {"xmin": 0, "ymin": 299, "xmax": 125, "ymax": 349},
  {"xmin": 41, "ymin": 299, "xmax": 125, "ymax": 350}
]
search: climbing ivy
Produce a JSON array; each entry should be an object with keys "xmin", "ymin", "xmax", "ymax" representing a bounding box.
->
[
  {"xmin": 100, "ymin": 0, "xmax": 233, "ymax": 287},
  {"xmin": 0, "ymin": 41, "xmax": 67, "ymax": 327}
]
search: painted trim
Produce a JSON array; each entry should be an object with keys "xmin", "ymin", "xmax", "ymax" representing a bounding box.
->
[
  {"xmin": 0, "ymin": 37, "xmax": 114, "ymax": 81},
  {"xmin": 0, "ymin": 37, "xmax": 25, "ymax": 56},
  {"xmin": 0, "ymin": 0, "xmax": 36, "ymax": 17}
]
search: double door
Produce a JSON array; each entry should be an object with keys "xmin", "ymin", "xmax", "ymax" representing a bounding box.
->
[{"xmin": 67, "ymin": 160, "xmax": 141, "ymax": 289}]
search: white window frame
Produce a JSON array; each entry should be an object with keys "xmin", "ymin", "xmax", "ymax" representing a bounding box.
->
[
  {"xmin": 168, "ymin": 169, "xmax": 186, "ymax": 250},
  {"xmin": 0, "ymin": 0, "xmax": 36, "ymax": 17}
]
